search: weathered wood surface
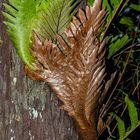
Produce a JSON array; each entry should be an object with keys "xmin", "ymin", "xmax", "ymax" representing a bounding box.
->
[{"xmin": 0, "ymin": 0, "xmax": 86, "ymax": 139}]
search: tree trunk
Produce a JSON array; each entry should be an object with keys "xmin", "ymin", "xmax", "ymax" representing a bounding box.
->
[{"xmin": 0, "ymin": 1, "xmax": 80, "ymax": 139}]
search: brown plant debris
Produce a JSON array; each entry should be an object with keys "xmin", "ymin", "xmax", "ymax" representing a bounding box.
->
[{"xmin": 25, "ymin": 0, "xmax": 114, "ymax": 139}]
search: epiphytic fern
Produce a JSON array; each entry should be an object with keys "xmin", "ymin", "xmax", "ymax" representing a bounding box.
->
[
  {"xmin": 3, "ymin": 0, "xmax": 42, "ymax": 69},
  {"xmin": 3, "ymin": 0, "xmax": 75, "ymax": 69},
  {"xmin": 110, "ymin": 95, "xmax": 140, "ymax": 140},
  {"xmin": 25, "ymin": 0, "xmax": 116, "ymax": 139},
  {"xmin": 33, "ymin": 0, "xmax": 76, "ymax": 43},
  {"xmin": 3, "ymin": 0, "xmax": 118, "ymax": 139}
]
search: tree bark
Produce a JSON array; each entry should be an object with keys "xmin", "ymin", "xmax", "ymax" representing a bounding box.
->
[{"xmin": 0, "ymin": 1, "xmax": 80, "ymax": 140}]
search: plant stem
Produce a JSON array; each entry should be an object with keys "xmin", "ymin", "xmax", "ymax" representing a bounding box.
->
[{"xmin": 80, "ymin": 127, "xmax": 98, "ymax": 140}]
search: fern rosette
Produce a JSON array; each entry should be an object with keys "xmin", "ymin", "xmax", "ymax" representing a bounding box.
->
[
  {"xmin": 25, "ymin": 0, "xmax": 109, "ymax": 139},
  {"xmin": 2, "ymin": 0, "xmax": 124, "ymax": 139}
]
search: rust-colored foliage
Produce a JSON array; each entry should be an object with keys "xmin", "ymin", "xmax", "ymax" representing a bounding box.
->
[{"xmin": 25, "ymin": 0, "xmax": 114, "ymax": 139}]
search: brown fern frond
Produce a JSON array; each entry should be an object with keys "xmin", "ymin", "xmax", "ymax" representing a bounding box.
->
[{"xmin": 24, "ymin": 1, "xmax": 114, "ymax": 140}]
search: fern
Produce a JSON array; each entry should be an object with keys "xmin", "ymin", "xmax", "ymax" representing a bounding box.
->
[
  {"xmin": 110, "ymin": 113, "xmax": 125, "ymax": 140},
  {"xmin": 25, "ymin": 1, "xmax": 108, "ymax": 139},
  {"xmin": 34, "ymin": 0, "xmax": 76, "ymax": 43},
  {"xmin": 87, "ymin": 0, "xmax": 132, "ymax": 59},
  {"xmin": 110, "ymin": 95, "xmax": 140, "ymax": 140},
  {"xmin": 3, "ymin": 0, "xmax": 139, "ymax": 139},
  {"xmin": 125, "ymin": 95, "xmax": 139, "ymax": 129},
  {"xmin": 3, "ymin": 0, "xmax": 42, "ymax": 69},
  {"xmin": 102, "ymin": 0, "xmax": 129, "ymax": 38},
  {"xmin": 3, "ymin": 0, "xmax": 75, "ymax": 69},
  {"xmin": 130, "ymin": 2, "xmax": 140, "ymax": 12},
  {"xmin": 88, "ymin": 0, "xmax": 94, "ymax": 6},
  {"xmin": 119, "ymin": 16, "xmax": 135, "ymax": 31},
  {"xmin": 108, "ymin": 35, "xmax": 132, "ymax": 58}
]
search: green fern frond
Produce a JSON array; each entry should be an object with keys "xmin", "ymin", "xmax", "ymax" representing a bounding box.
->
[
  {"xmin": 120, "ymin": 16, "xmax": 135, "ymax": 31},
  {"xmin": 125, "ymin": 95, "xmax": 139, "ymax": 129},
  {"xmin": 3, "ymin": 0, "xmax": 43, "ymax": 69},
  {"xmin": 34, "ymin": 0, "xmax": 76, "ymax": 42},
  {"xmin": 110, "ymin": 95, "xmax": 140, "ymax": 140},
  {"xmin": 88, "ymin": 0, "xmax": 94, "ymax": 6},
  {"xmin": 3, "ymin": 0, "xmax": 76, "ymax": 69},
  {"xmin": 110, "ymin": 113, "xmax": 126, "ymax": 140},
  {"xmin": 130, "ymin": 2, "xmax": 140, "ymax": 12},
  {"xmin": 102, "ymin": 0, "xmax": 129, "ymax": 38},
  {"xmin": 108, "ymin": 35, "xmax": 132, "ymax": 59}
]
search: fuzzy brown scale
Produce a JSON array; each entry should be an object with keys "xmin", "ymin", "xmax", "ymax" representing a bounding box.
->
[{"xmin": 24, "ymin": 1, "xmax": 114, "ymax": 140}]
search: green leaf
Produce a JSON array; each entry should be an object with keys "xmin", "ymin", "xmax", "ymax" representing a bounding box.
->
[
  {"xmin": 3, "ymin": 0, "xmax": 43, "ymax": 69},
  {"xmin": 110, "ymin": 113, "xmax": 126, "ymax": 140},
  {"xmin": 108, "ymin": 35, "xmax": 132, "ymax": 59},
  {"xmin": 125, "ymin": 95, "xmax": 138, "ymax": 129},
  {"xmin": 34, "ymin": 0, "xmax": 76, "ymax": 43},
  {"xmin": 124, "ymin": 121, "xmax": 140, "ymax": 139},
  {"xmin": 88, "ymin": 0, "xmax": 94, "ymax": 6},
  {"xmin": 102, "ymin": 0, "xmax": 129, "ymax": 39},
  {"xmin": 120, "ymin": 16, "xmax": 135, "ymax": 30},
  {"xmin": 3, "ymin": 0, "xmax": 76, "ymax": 69},
  {"xmin": 110, "ymin": 93, "xmax": 139, "ymax": 139},
  {"xmin": 130, "ymin": 3, "xmax": 140, "ymax": 12}
]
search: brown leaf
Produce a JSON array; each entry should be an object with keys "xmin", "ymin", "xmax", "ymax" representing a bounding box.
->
[{"xmin": 25, "ymin": 1, "xmax": 114, "ymax": 139}]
